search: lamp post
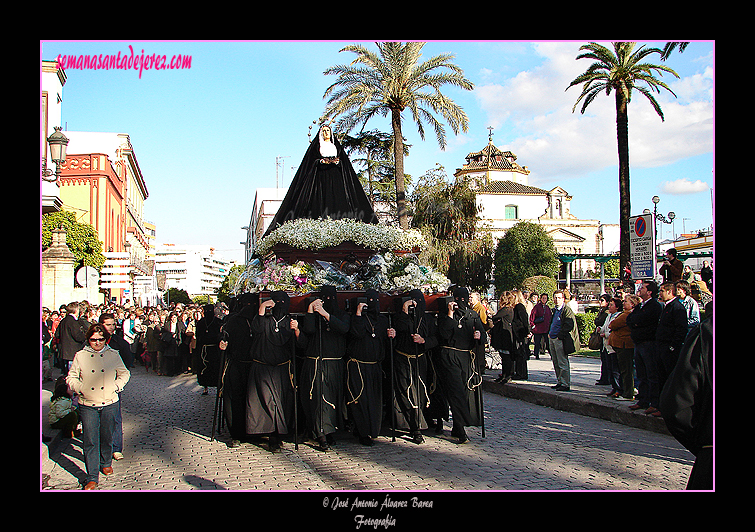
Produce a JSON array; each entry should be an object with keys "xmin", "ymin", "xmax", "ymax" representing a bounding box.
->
[
  {"xmin": 645, "ymin": 196, "xmax": 675, "ymax": 278},
  {"xmin": 649, "ymin": 195, "xmax": 675, "ymax": 243},
  {"xmin": 42, "ymin": 126, "xmax": 69, "ymax": 183}
]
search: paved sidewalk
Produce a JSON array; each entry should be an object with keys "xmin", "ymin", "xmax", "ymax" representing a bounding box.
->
[{"xmin": 482, "ymin": 353, "xmax": 670, "ymax": 435}]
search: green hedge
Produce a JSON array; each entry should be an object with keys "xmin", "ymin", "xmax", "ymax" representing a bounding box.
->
[{"xmin": 575, "ymin": 312, "xmax": 597, "ymax": 348}]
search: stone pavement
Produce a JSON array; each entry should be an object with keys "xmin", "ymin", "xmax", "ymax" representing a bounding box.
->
[{"xmin": 41, "ymin": 352, "xmax": 694, "ymax": 492}]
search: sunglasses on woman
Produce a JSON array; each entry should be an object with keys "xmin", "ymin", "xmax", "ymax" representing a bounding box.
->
[{"xmin": 89, "ymin": 337, "xmax": 106, "ymax": 343}]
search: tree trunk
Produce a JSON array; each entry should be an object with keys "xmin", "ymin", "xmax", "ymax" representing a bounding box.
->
[
  {"xmin": 615, "ymin": 91, "xmax": 631, "ymax": 272},
  {"xmin": 392, "ymin": 107, "xmax": 408, "ymax": 230}
]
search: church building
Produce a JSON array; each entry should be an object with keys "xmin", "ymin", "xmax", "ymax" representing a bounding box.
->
[{"xmin": 453, "ymin": 135, "xmax": 616, "ymax": 279}]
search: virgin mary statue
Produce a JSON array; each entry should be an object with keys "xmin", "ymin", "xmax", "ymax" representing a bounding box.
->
[{"xmin": 264, "ymin": 124, "xmax": 378, "ymax": 236}]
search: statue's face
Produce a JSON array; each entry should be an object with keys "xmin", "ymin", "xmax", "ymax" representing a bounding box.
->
[{"xmin": 322, "ymin": 126, "xmax": 332, "ymax": 141}]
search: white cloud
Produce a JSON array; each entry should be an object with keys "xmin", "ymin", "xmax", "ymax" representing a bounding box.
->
[
  {"xmin": 660, "ymin": 178, "xmax": 710, "ymax": 194},
  {"xmin": 474, "ymin": 41, "xmax": 713, "ymax": 183}
]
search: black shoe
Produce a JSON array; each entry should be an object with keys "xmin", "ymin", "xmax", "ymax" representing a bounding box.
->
[
  {"xmin": 359, "ymin": 436, "xmax": 374, "ymax": 446},
  {"xmin": 411, "ymin": 431, "xmax": 424, "ymax": 444},
  {"xmin": 316, "ymin": 436, "xmax": 329, "ymax": 451},
  {"xmin": 554, "ymin": 384, "xmax": 570, "ymax": 391}
]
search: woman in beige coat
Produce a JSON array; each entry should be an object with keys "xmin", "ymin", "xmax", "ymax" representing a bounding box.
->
[{"xmin": 66, "ymin": 323, "xmax": 130, "ymax": 490}]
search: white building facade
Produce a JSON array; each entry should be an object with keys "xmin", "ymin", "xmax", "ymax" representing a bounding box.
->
[
  {"xmin": 155, "ymin": 244, "xmax": 233, "ymax": 300},
  {"xmin": 454, "ymin": 139, "xmax": 618, "ymax": 278}
]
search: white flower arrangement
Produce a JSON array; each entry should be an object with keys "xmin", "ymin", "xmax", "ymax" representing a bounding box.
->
[
  {"xmin": 255, "ymin": 218, "xmax": 427, "ymax": 256},
  {"xmin": 235, "ymin": 251, "xmax": 450, "ymax": 296}
]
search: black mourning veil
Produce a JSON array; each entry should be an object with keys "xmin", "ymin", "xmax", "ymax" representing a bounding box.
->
[{"xmin": 264, "ymin": 125, "xmax": 378, "ymax": 236}]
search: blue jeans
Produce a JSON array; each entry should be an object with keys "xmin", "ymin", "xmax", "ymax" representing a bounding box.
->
[{"xmin": 78, "ymin": 402, "xmax": 119, "ymax": 484}]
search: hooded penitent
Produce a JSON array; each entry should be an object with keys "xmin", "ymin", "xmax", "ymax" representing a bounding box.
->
[{"xmin": 453, "ymin": 286, "xmax": 470, "ymax": 311}]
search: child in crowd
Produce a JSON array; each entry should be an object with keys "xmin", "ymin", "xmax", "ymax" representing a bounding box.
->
[{"xmin": 49, "ymin": 379, "xmax": 79, "ymax": 439}]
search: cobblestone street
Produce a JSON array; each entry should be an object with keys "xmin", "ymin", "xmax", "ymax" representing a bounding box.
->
[{"xmin": 44, "ymin": 364, "xmax": 693, "ymax": 493}]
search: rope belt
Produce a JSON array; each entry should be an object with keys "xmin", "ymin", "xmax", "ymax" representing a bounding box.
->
[
  {"xmin": 304, "ymin": 356, "xmax": 341, "ymax": 406},
  {"xmin": 252, "ymin": 358, "xmax": 295, "ymax": 390},
  {"xmin": 395, "ymin": 350, "xmax": 429, "ymax": 409},
  {"xmin": 346, "ymin": 358, "xmax": 378, "ymax": 405},
  {"xmin": 443, "ymin": 346, "xmax": 482, "ymax": 390},
  {"xmin": 396, "ymin": 349, "xmax": 425, "ymax": 358}
]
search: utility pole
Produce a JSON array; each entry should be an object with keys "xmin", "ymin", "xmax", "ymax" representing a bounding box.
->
[{"xmin": 276, "ymin": 156, "xmax": 289, "ymax": 189}]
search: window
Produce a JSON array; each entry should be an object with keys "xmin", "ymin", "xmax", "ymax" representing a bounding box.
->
[{"xmin": 505, "ymin": 205, "xmax": 518, "ymax": 220}]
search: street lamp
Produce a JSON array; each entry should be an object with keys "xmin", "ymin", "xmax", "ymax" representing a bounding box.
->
[
  {"xmin": 651, "ymin": 195, "xmax": 675, "ymax": 242},
  {"xmin": 42, "ymin": 126, "xmax": 69, "ymax": 183}
]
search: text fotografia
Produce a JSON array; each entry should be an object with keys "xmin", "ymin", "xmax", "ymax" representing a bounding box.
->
[
  {"xmin": 324, "ymin": 495, "xmax": 433, "ymax": 528},
  {"xmin": 55, "ymin": 45, "xmax": 191, "ymax": 79}
]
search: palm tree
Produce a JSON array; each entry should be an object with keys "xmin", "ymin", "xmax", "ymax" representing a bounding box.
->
[
  {"xmin": 323, "ymin": 42, "xmax": 473, "ymax": 230},
  {"xmin": 566, "ymin": 42, "xmax": 680, "ymax": 269}
]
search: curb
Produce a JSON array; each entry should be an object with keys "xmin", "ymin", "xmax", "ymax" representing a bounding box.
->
[{"xmin": 482, "ymin": 377, "xmax": 671, "ymax": 436}]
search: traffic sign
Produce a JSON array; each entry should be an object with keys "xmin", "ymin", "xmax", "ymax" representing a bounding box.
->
[{"xmin": 629, "ymin": 213, "xmax": 656, "ymax": 279}]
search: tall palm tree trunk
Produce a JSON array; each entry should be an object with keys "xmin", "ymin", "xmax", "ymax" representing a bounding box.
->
[
  {"xmin": 615, "ymin": 91, "xmax": 631, "ymax": 270},
  {"xmin": 391, "ymin": 107, "xmax": 409, "ymax": 229}
]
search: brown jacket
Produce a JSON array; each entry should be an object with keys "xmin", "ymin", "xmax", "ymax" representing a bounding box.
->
[{"xmin": 608, "ymin": 311, "xmax": 634, "ymax": 349}]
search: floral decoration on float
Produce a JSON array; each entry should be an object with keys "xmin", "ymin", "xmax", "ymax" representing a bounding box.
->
[{"xmin": 234, "ymin": 218, "xmax": 451, "ymax": 297}]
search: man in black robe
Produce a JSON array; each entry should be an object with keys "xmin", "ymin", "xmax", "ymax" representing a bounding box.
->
[
  {"xmin": 246, "ymin": 291, "xmax": 302, "ymax": 452},
  {"xmin": 300, "ymin": 286, "xmax": 349, "ymax": 451},
  {"xmin": 346, "ymin": 289, "xmax": 395, "ymax": 446},
  {"xmin": 391, "ymin": 289, "xmax": 437, "ymax": 444},
  {"xmin": 218, "ymin": 293, "xmax": 259, "ymax": 448},
  {"xmin": 437, "ymin": 287, "xmax": 485, "ymax": 444},
  {"xmin": 195, "ymin": 304, "xmax": 223, "ymax": 394},
  {"xmin": 265, "ymin": 124, "xmax": 377, "ymax": 235},
  {"xmin": 660, "ymin": 310, "xmax": 713, "ymax": 490}
]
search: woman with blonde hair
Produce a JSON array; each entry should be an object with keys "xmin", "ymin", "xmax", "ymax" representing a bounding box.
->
[{"xmin": 511, "ymin": 289, "xmax": 531, "ymax": 380}]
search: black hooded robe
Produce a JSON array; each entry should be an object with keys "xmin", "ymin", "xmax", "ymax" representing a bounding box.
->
[
  {"xmin": 196, "ymin": 305, "xmax": 223, "ymax": 388},
  {"xmin": 220, "ymin": 293, "xmax": 259, "ymax": 442},
  {"xmin": 299, "ymin": 286, "xmax": 349, "ymax": 441},
  {"xmin": 437, "ymin": 287, "xmax": 486, "ymax": 433},
  {"xmin": 264, "ymin": 125, "xmax": 377, "ymax": 235},
  {"xmin": 346, "ymin": 290, "xmax": 387, "ymax": 441},
  {"xmin": 246, "ymin": 292, "xmax": 299, "ymax": 437},
  {"xmin": 391, "ymin": 289, "xmax": 437, "ymax": 434}
]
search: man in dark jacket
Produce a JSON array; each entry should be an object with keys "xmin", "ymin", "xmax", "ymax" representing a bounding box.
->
[
  {"xmin": 626, "ymin": 280, "xmax": 663, "ymax": 415},
  {"xmin": 547, "ymin": 290, "xmax": 580, "ymax": 392},
  {"xmin": 659, "ymin": 248, "xmax": 684, "ymax": 283},
  {"xmin": 656, "ymin": 282, "xmax": 689, "ymax": 393},
  {"xmin": 55, "ymin": 302, "xmax": 87, "ymax": 374}
]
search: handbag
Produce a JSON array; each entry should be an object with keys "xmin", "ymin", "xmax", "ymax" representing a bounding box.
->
[{"xmin": 588, "ymin": 330, "xmax": 602, "ymax": 351}]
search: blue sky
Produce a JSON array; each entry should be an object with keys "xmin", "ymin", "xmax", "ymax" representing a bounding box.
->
[{"xmin": 40, "ymin": 40, "xmax": 714, "ymax": 264}]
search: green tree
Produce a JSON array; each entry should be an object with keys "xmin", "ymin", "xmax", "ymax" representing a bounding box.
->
[
  {"xmin": 566, "ymin": 42, "xmax": 679, "ymax": 269},
  {"xmin": 411, "ymin": 165, "xmax": 493, "ymax": 291},
  {"xmin": 323, "ymin": 41, "xmax": 473, "ymax": 230},
  {"xmin": 340, "ymin": 130, "xmax": 411, "ymax": 218},
  {"xmin": 217, "ymin": 264, "xmax": 245, "ymax": 304},
  {"xmin": 493, "ymin": 221, "xmax": 559, "ymax": 293},
  {"xmin": 164, "ymin": 288, "xmax": 191, "ymax": 306},
  {"xmin": 42, "ymin": 210, "xmax": 106, "ymax": 270}
]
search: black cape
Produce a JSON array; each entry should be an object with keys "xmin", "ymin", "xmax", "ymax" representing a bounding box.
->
[
  {"xmin": 246, "ymin": 292, "xmax": 298, "ymax": 435},
  {"xmin": 391, "ymin": 289, "xmax": 437, "ymax": 433},
  {"xmin": 300, "ymin": 286, "xmax": 350, "ymax": 437},
  {"xmin": 220, "ymin": 293, "xmax": 259, "ymax": 440},
  {"xmin": 265, "ymin": 125, "xmax": 377, "ymax": 235},
  {"xmin": 436, "ymin": 287, "xmax": 485, "ymax": 428},
  {"xmin": 345, "ymin": 289, "xmax": 387, "ymax": 438},
  {"xmin": 196, "ymin": 305, "xmax": 223, "ymax": 387}
]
